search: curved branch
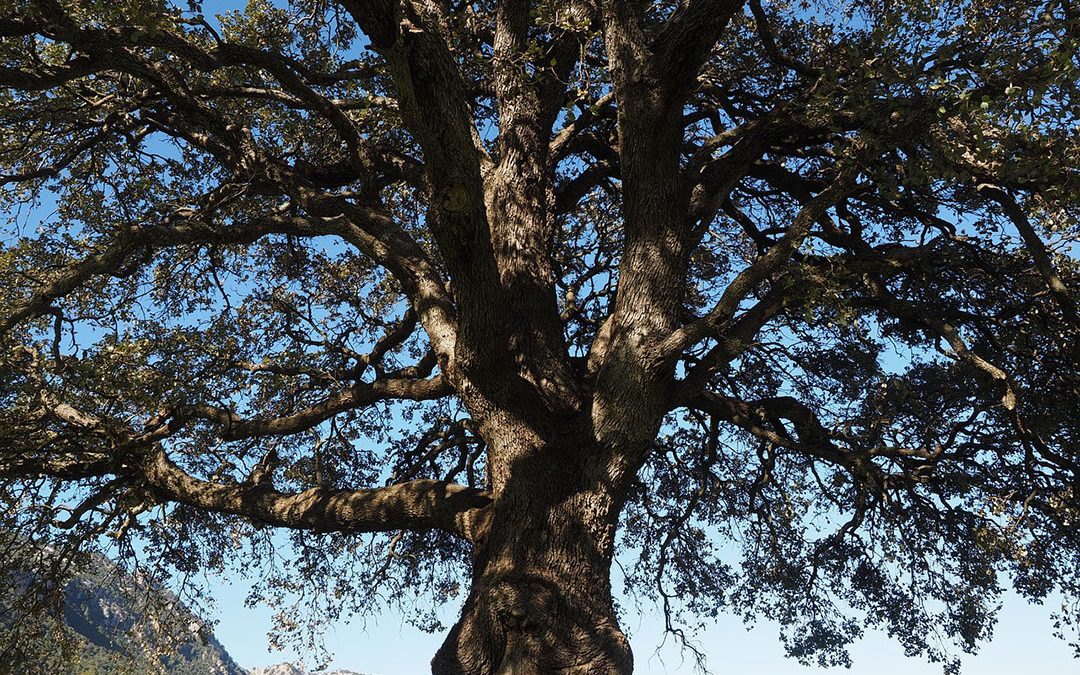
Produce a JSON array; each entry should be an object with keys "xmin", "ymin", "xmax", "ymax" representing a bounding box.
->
[
  {"xmin": 0, "ymin": 209, "xmax": 343, "ymax": 336},
  {"xmin": 686, "ymin": 391, "xmax": 887, "ymax": 492},
  {"xmin": 0, "ymin": 54, "xmax": 105, "ymax": 90},
  {"xmin": 4, "ymin": 391, "xmax": 488, "ymax": 540},
  {"xmin": 659, "ymin": 170, "xmax": 856, "ymax": 358},
  {"xmin": 185, "ymin": 374, "xmax": 452, "ymax": 440},
  {"xmin": 976, "ymin": 184, "xmax": 1078, "ymax": 324},
  {"xmin": 747, "ymin": 0, "xmax": 821, "ymax": 78},
  {"xmin": 143, "ymin": 450, "xmax": 491, "ymax": 541}
]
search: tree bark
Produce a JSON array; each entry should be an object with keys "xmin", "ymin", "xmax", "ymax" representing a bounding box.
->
[{"xmin": 431, "ymin": 445, "xmax": 633, "ymax": 675}]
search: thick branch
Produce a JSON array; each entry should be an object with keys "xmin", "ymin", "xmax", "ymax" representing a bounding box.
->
[
  {"xmin": 482, "ymin": 0, "xmax": 584, "ymax": 411},
  {"xmin": 650, "ymin": 0, "xmax": 746, "ymax": 103},
  {"xmin": 343, "ymin": 0, "xmax": 512, "ymax": 386},
  {"xmin": 144, "ymin": 450, "xmax": 490, "ymax": 541}
]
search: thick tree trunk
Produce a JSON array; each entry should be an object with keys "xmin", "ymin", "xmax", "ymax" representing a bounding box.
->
[{"xmin": 431, "ymin": 450, "xmax": 633, "ymax": 674}]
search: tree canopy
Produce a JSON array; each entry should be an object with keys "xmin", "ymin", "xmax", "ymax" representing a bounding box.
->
[{"xmin": 1, "ymin": 0, "xmax": 1079, "ymax": 672}]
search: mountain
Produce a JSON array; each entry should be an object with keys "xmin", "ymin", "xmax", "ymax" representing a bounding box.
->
[
  {"xmin": 57, "ymin": 564, "xmax": 247, "ymax": 675},
  {"xmin": 1, "ymin": 547, "xmax": 245, "ymax": 675},
  {"xmin": 2, "ymin": 541, "xmax": 373, "ymax": 675}
]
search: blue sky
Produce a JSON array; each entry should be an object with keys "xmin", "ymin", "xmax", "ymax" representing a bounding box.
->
[{"xmin": 208, "ymin": 576, "xmax": 1077, "ymax": 673}]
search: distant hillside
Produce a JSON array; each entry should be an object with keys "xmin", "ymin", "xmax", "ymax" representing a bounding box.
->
[
  {"xmin": 60, "ymin": 566, "xmax": 246, "ymax": 675},
  {"xmin": 2, "ymin": 543, "xmax": 377, "ymax": 675},
  {"xmin": 2, "ymin": 549, "xmax": 245, "ymax": 675}
]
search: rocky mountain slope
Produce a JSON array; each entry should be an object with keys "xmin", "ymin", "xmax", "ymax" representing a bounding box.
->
[
  {"xmin": 59, "ymin": 565, "xmax": 246, "ymax": 675},
  {"xmin": 2, "ymin": 543, "xmax": 239, "ymax": 675},
  {"xmin": 3, "ymin": 543, "xmax": 373, "ymax": 675}
]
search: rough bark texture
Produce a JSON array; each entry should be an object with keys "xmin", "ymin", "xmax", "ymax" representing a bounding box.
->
[{"xmin": 432, "ymin": 436, "xmax": 633, "ymax": 675}]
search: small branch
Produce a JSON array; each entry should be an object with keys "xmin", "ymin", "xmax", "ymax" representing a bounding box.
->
[
  {"xmin": 184, "ymin": 374, "xmax": 451, "ymax": 440},
  {"xmin": 659, "ymin": 170, "xmax": 856, "ymax": 359},
  {"xmin": 0, "ymin": 207, "xmax": 344, "ymax": 337},
  {"xmin": 976, "ymin": 183, "xmax": 1078, "ymax": 324},
  {"xmin": 748, "ymin": 0, "xmax": 821, "ymax": 78}
]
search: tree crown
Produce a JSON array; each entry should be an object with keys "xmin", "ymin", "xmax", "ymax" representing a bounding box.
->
[{"xmin": 1, "ymin": 0, "xmax": 1079, "ymax": 671}]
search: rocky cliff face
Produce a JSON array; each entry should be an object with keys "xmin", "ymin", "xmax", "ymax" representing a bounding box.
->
[
  {"xmin": 56, "ymin": 565, "xmax": 247, "ymax": 675},
  {"xmin": 4, "ymin": 545, "xmax": 374, "ymax": 675},
  {"xmin": 2, "ymin": 548, "xmax": 245, "ymax": 675}
]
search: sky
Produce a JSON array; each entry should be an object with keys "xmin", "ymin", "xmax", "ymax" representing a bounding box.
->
[{"xmin": 209, "ymin": 576, "xmax": 1078, "ymax": 674}]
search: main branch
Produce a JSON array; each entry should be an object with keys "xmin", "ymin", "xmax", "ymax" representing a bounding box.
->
[{"xmin": 146, "ymin": 450, "xmax": 491, "ymax": 542}]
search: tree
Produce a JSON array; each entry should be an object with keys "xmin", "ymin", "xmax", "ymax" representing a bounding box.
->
[{"xmin": 1, "ymin": 0, "xmax": 1078, "ymax": 672}]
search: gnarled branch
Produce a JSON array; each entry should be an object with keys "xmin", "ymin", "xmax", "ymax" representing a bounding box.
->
[{"xmin": 146, "ymin": 450, "xmax": 492, "ymax": 542}]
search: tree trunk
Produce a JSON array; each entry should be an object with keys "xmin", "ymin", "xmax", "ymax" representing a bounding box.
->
[{"xmin": 431, "ymin": 450, "xmax": 633, "ymax": 674}]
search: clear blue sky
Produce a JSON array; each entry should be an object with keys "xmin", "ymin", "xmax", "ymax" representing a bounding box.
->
[{"xmin": 205, "ymin": 572, "xmax": 1077, "ymax": 674}]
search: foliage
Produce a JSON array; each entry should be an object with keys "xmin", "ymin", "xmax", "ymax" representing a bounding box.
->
[{"xmin": 0, "ymin": 0, "xmax": 1078, "ymax": 672}]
